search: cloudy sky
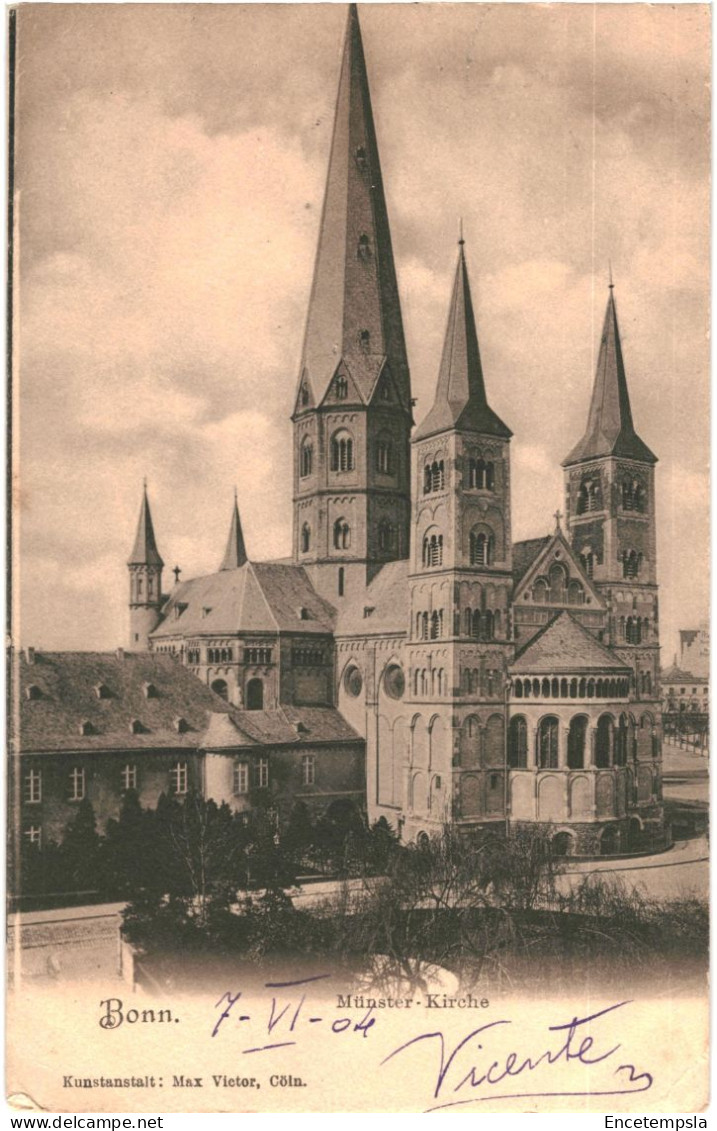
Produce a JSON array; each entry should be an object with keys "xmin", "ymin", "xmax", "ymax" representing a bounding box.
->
[{"xmin": 14, "ymin": 2, "xmax": 710, "ymax": 660}]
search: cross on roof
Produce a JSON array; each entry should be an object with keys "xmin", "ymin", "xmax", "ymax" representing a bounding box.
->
[{"xmin": 554, "ymin": 508, "xmax": 563, "ymax": 531}]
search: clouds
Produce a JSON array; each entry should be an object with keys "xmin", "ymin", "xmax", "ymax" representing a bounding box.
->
[{"xmin": 13, "ymin": 3, "xmax": 709, "ymax": 657}]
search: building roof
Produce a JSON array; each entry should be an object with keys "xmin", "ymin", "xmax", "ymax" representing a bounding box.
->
[
  {"xmin": 661, "ymin": 664, "xmax": 707, "ymax": 684},
  {"xmin": 15, "ymin": 651, "xmax": 232, "ymax": 753},
  {"xmin": 414, "ymin": 243, "xmax": 512, "ymax": 442},
  {"xmin": 563, "ymin": 287, "xmax": 657, "ymax": 467},
  {"xmin": 151, "ymin": 561, "xmax": 336, "ymax": 639},
  {"xmin": 127, "ymin": 485, "xmax": 163, "ymax": 567},
  {"xmin": 294, "ymin": 4, "xmax": 411, "ymax": 413},
  {"xmin": 512, "ymin": 611, "xmax": 630, "ymax": 674},
  {"xmin": 204, "ymin": 705, "xmax": 361, "ymax": 749},
  {"xmin": 219, "ymin": 494, "xmax": 248, "ymax": 571},
  {"xmin": 335, "ymin": 559, "xmax": 409, "ymax": 636},
  {"xmin": 511, "ymin": 535, "xmax": 552, "ymax": 587}
]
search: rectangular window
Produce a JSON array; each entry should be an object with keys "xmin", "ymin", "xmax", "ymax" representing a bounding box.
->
[
  {"xmin": 23, "ymin": 825, "xmax": 42, "ymax": 848},
  {"xmin": 69, "ymin": 767, "xmax": 85, "ymax": 802},
  {"xmin": 233, "ymin": 762, "xmax": 249, "ymax": 795},
  {"xmin": 170, "ymin": 761, "xmax": 188, "ymax": 795},
  {"xmin": 23, "ymin": 769, "xmax": 41, "ymax": 804},
  {"xmin": 256, "ymin": 758, "xmax": 269, "ymax": 789},
  {"xmin": 122, "ymin": 764, "xmax": 137, "ymax": 791},
  {"xmin": 301, "ymin": 754, "xmax": 316, "ymax": 786}
]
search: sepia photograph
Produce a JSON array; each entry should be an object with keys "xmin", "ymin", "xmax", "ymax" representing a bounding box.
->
[{"xmin": 7, "ymin": 1, "xmax": 710, "ymax": 1114}]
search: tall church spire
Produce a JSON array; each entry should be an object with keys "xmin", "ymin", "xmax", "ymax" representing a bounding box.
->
[
  {"xmin": 219, "ymin": 491, "xmax": 247, "ymax": 570},
  {"xmin": 127, "ymin": 482, "xmax": 163, "ymax": 566},
  {"xmin": 296, "ymin": 3, "xmax": 410, "ymax": 409},
  {"xmin": 563, "ymin": 285, "xmax": 656, "ymax": 466},
  {"xmin": 414, "ymin": 241, "xmax": 511, "ymax": 441}
]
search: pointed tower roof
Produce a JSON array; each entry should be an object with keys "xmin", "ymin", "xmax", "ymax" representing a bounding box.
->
[
  {"xmin": 127, "ymin": 484, "xmax": 164, "ymax": 567},
  {"xmin": 414, "ymin": 241, "xmax": 511, "ymax": 442},
  {"xmin": 295, "ymin": 4, "xmax": 410, "ymax": 410},
  {"xmin": 219, "ymin": 492, "xmax": 248, "ymax": 571},
  {"xmin": 563, "ymin": 286, "xmax": 657, "ymax": 466}
]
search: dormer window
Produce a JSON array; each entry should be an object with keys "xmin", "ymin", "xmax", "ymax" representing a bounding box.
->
[
  {"xmin": 202, "ymin": 607, "xmax": 212, "ymax": 618},
  {"xmin": 300, "ymin": 383, "xmax": 309, "ymax": 406},
  {"xmin": 95, "ymin": 683, "xmax": 112, "ymax": 700},
  {"xmin": 357, "ymin": 233, "xmax": 371, "ymax": 260},
  {"xmin": 174, "ymin": 717, "xmax": 190, "ymax": 734},
  {"xmin": 174, "ymin": 603, "xmax": 188, "ymax": 620},
  {"xmin": 79, "ymin": 720, "xmax": 96, "ymax": 736},
  {"xmin": 143, "ymin": 682, "xmax": 159, "ymax": 699},
  {"xmin": 130, "ymin": 719, "xmax": 147, "ymax": 735},
  {"xmin": 359, "ymin": 329, "xmax": 370, "ymax": 350},
  {"xmin": 335, "ymin": 375, "xmax": 348, "ymax": 400},
  {"xmin": 25, "ymin": 684, "xmax": 42, "ymax": 701},
  {"xmin": 299, "ymin": 607, "xmax": 310, "ymax": 620}
]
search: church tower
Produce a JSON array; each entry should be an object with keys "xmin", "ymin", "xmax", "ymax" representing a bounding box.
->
[
  {"xmin": 127, "ymin": 483, "xmax": 164, "ymax": 651},
  {"xmin": 404, "ymin": 239, "xmax": 514, "ymax": 837},
  {"xmin": 292, "ymin": 4, "xmax": 412, "ymax": 606},
  {"xmin": 563, "ymin": 284, "xmax": 660, "ymax": 705}
]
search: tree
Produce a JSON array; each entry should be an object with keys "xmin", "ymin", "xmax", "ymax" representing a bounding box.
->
[{"xmin": 60, "ymin": 798, "xmax": 101, "ymax": 894}]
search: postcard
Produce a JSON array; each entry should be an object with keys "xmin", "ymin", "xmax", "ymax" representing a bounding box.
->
[{"xmin": 7, "ymin": 2, "xmax": 710, "ymax": 1115}]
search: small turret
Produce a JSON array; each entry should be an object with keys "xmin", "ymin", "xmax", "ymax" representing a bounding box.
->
[
  {"xmin": 219, "ymin": 490, "xmax": 248, "ymax": 571},
  {"xmin": 127, "ymin": 481, "xmax": 164, "ymax": 650}
]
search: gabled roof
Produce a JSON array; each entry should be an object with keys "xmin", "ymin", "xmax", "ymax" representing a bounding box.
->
[
  {"xmin": 335, "ymin": 558, "xmax": 409, "ymax": 636},
  {"xmin": 511, "ymin": 527, "xmax": 605, "ymax": 609},
  {"xmin": 219, "ymin": 494, "xmax": 247, "ymax": 571},
  {"xmin": 661, "ymin": 664, "xmax": 706, "ymax": 684},
  {"xmin": 15, "ymin": 651, "xmax": 231, "ymax": 752},
  {"xmin": 151, "ymin": 561, "xmax": 336, "ymax": 639},
  {"xmin": 127, "ymin": 485, "xmax": 163, "ymax": 567},
  {"xmin": 512, "ymin": 611, "xmax": 630, "ymax": 674},
  {"xmin": 563, "ymin": 287, "xmax": 657, "ymax": 467},
  {"xmin": 414, "ymin": 243, "xmax": 511, "ymax": 442},
  {"xmin": 295, "ymin": 4, "xmax": 410, "ymax": 412}
]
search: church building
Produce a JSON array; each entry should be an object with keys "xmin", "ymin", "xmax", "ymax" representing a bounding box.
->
[{"xmin": 17, "ymin": 5, "xmax": 667, "ymax": 858}]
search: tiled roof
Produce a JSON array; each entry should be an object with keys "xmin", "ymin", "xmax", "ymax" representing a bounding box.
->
[
  {"xmin": 335, "ymin": 559, "xmax": 409, "ymax": 636},
  {"xmin": 15, "ymin": 651, "xmax": 231, "ymax": 753},
  {"xmin": 512, "ymin": 611, "xmax": 630, "ymax": 674},
  {"xmin": 206, "ymin": 705, "xmax": 362, "ymax": 748},
  {"xmin": 151, "ymin": 562, "xmax": 336, "ymax": 639},
  {"xmin": 511, "ymin": 536, "xmax": 551, "ymax": 585},
  {"xmin": 661, "ymin": 665, "xmax": 706, "ymax": 684}
]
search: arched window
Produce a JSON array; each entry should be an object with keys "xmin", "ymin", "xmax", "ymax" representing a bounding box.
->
[
  {"xmin": 549, "ymin": 562, "xmax": 567, "ymax": 603},
  {"xmin": 246, "ymin": 678, "xmax": 264, "ymax": 711},
  {"xmin": 596, "ymin": 715, "xmax": 613, "ymax": 767},
  {"xmin": 331, "ymin": 430, "xmax": 354, "ymax": 472},
  {"xmin": 625, "ymin": 616, "xmax": 642, "ymax": 644},
  {"xmin": 430, "ymin": 610, "xmax": 441, "ymax": 639},
  {"xmin": 335, "ymin": 375, "xmax": 348, "ymax": 400},
  {"xmin": 577, "ymin": 475, "xmax": 602, "ymax": 514},
  {"xmin": 568, "ymin": 580, "xmax": 584, "ymax": 605},
  {"xmin": 615, "ymin": 715, "xmax": 629, "ymax": 766},
  {"xmin": 580, "ymin": 550, "xmax": 595, "ymax": 579},
  {"xmin": 538, "ymin": 716, "xmax": 559, "ymax": 769},
  {"xmin": 568, "ymin": 716, "xmax": 587, "ymax": 769},
  {"xmin": 508, "ymin": 716, "xmax": 528, "ymax": 768},
  {"xmin": 211, "ymin": 679, "xmax": 228, "ymax": 702},
  {"xmin": 333, "ymin": 518, "xmax": 351, "ymax": 550},
  {"xmin": 552, "ymin": 832, "xmax": 574, "ymax": 857},
  {"xmin": 338, "ymin": 566, "xmax": 345, "ymax": 597},
  {"xmin": 470, "ymin": 530, "xmax": 494, "ymax": 566},
  {"xmin": 422, "ymin": 532, "xmax": 443, "ymax": 568},
  {"xmin": 622, "ymin": 550, "xmax": 642, "ymax": 579},
  {"xmin": 357, "ymin": 232, "xmax": 371, "ymax": 259},
  {"xmin": 300, "ymin": 523, "xmax": 311, "ymax": 553},
  {"xmin": 468, "ymin": 458, "xmax": 495, "ymax": 490},
  {"xmin": 378, "ymin": 520, "xmax": 395, "ymax": 553},
  {"xmin": 300, "ymin": 383, "xmax": 309, "ymax": 406},
  {"xmin": 375, "ymin": 436, "xmax": 394, "ymax": 474},
  {"xmin": 300, "ymin": 439, "xmax": 313, "ymax": 478},
  {"xmin": 482, "ymin": 609, "xmax": 494, "ymax": 641},
  {"xmin": 532, "ymin": 578, "xmax": 549, "ymax": 603},
  {"xmin": 424, "ymin": 460, "xmax": 445, "ymax": 493}
]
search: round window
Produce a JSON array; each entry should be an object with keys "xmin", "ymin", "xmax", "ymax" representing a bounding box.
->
[
  {"xmin": 344, "ymin": 665, "xmax": 363, "ymax": 698},
  {"xmin": 384, "ymin": 664, "xmax": 405, "ymax": 700}
]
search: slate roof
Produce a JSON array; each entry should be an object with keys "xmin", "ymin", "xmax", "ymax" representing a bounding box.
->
[
  {"xmin": 151, "ymin": 561, "xmax": 336, "ymax": 639},
  {"xmin": 219, "ymin": 495, "xmax": 248, "ymax": 571},
  {"xmin": 563, "ymin": 288, "xmax": 657, "ymax": 467},
  {"xmin": 295, "ymin": 4, "xmax": 410, "ymax": 411},
  {"xmin": 15, "ymin": 651, "xmax": 232, "ymax": 753},
  {"xmin": 512, "ymin": 611, "xmax": 630, "ymax": 674},
  {"xmin": 414, "ymin": 244, "xmax": 511, "ymax": 442},
  {"xmin": 511, "ymin": 536, "xmax": 551, "ymax": 586},
  {"xmin": 661, "ymin": 664, "xmax": 706, "ymax": 684},
  {"xmin": 127, "ymin": 486, "xmax": 163, "ymax": 567},
  {"xmin": 335, "ymin": 559, "xmax": 409, "ymax": 636}
]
